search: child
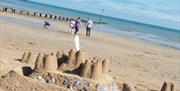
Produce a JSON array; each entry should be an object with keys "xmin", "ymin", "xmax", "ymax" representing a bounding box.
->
[{"xmin": 44, "ymin": 21, "xmax": 50, "ymax": 28}]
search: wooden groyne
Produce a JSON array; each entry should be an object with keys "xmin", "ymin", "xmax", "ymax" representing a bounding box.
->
[{"xmin": 0, "ymin": 6, "xmax": 107, "ymax": 24}]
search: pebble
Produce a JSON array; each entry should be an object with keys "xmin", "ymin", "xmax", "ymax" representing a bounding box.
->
[
  {"xmin": 52, "ymin": 78, "xmax": 56, "ymax": 83},
  {"xmin": 96, "ymin": 84, "xmax": 106, "ymax": 91},
  {"xmin": 37, "ymin": 76, "xmax": 42, "ymax": 80},
  {"xmin": 46, "ymin": 79, "xmax": 50, "ymax": 83},
  {"xmin": 82, "ymin": 80, "xmax": 87, "ymax": 85},
  {"xmin": 40, "ymin": 78, "xmax": 46, "ymax": 83},
  {"xmin": 82, "ymin": 86, "xmax": 89, "ymax": 91},
  {"xmin": 74, "ymin": 80, "xmax": 81, "ymax": 86},
  {"xmin": 63, "ymin": 79, "xmax": 68, "ymax": 85},
  {"xmin": 88, "ymin": 82, "xmax": 92, "ymax": 86},
  {"xmin": 68, "ymin": 84, "xmax": 73, "ymax": 90}
]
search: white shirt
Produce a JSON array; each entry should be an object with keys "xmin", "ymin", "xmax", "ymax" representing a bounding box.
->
[
  {"xmin": 69, "ymin": 20, "xmax": 75, "ymax": 28},
  {"xmin": 87, "ymin": 20, "xmax": 93, "ymax": 28}
]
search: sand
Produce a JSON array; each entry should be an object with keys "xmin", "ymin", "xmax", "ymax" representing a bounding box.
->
[{"xmin": 0, "ymin": 12, "xmax": 180, "ymax": 91}]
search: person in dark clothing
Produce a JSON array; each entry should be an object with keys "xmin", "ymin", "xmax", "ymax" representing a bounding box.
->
[{"xmin": 44, "ymin": 21, "xmax": 50, "ymax": 28}]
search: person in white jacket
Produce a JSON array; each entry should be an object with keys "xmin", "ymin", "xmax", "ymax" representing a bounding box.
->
[
  {"xmin": 86, "ymin": 19, "xmax": 93, "ymax": 37},
  {"xmin": 68, "ymin": 20, "xmax": 75, "ymax": 34}
]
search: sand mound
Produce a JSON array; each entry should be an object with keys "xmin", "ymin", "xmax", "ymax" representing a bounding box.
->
[{"xmin": 0, "ymin": 70, "xmax": 70, "ymax": 91}]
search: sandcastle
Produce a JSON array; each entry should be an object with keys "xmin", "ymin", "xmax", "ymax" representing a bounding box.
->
[
  {"xmin": 23, "ymin": 49, "xmax": 110, "ymax": 80},
  {"xmin": 122, "ymin": 83, "xmax": 136, "ymax": 91},
  {"xmin": 160, "ymin": 82, "xmax": 175, "ymax": 91},
  {"xmin": 19, "ymin": 49, "xmax": 177, "ymax": 91},
  {"xmin": 20, "ymin": 49, "xmax": 118, "ymax": 91},
  {"xmin": 21, "ymin": 52, "xmax": 37, "ymax": 64}
]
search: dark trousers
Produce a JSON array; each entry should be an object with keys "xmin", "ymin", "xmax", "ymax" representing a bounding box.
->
[
  {"xmin": 75, "ymin": 27, "xmax": 79, "ymax": 34},
  {"xmin": 86, "ymin": 27, "xmax": 91, "ymax": 37}
]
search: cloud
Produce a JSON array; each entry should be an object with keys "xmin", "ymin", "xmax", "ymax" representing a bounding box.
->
[{"xmin": 29, "ymin": 0, "xmax": 180, "ymax": 29}]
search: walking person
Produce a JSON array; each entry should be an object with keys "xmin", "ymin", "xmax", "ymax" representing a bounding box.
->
[
  {"xmin": 68, "ymin": 20, "xmax": 75, "ymax": 34},
  {"xmin": 86, "ymin": 19, "xmax": 93, "ymax": 37},
  {"xmin": 74, "ymin": 17, "xmax": 81, "ymax": 35}
]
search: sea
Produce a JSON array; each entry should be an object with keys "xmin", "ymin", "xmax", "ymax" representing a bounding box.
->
[{"xmin": 1, "ymin": 0, "xmax": 180, "ymax": 49}]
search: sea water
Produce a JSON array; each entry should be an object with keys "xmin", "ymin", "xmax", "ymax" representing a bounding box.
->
[{"xmin": 1, "ymin": 0, "xmax": 180, "ymax": 49}]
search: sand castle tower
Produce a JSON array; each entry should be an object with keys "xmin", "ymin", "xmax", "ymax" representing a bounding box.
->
[
  {"xmin": 122, "ymin": 83, "xmax": 136, "ymax": 91},
  {"xmin": 21, "ymin": 52, "xmax": 29, "ymax": 63},
  {"xmin": 80, "ymin": 57, "xmax": 111, "ymax": 80},
  {"xmin": 33, "ymin": 53, "xmax": 45, "ymax": 73},
  {"xmin": 26, "ymin": 52, "xmax": 37, "ymax": 64},
  {"xmin": 75, "ymin": 49, "xmax": 86, "ymax": 67},
  {"xmin": 56, "ymin": 50, "xmax": 63, "ymax": 59},
  {"xmin": 160, "ymin": 82, "xmax": 175, "ymax": 91},
  {"xmin": 67, "ymin": 49, "xmax": 76, "ymax": 66},
  {"xmin": 102, "ymin": 59, "xmax": 110, "ymax": 74},
  {"xmin": 91, "ymin": 60, "xmax": 102, "ymax": 80},
  {"xmin": 44, "ymin": 54, "xmax": 58, "ymax": 72},
  {"xmin": 80, "ymin": 60, "xmax": 92, "ymax": 78}
]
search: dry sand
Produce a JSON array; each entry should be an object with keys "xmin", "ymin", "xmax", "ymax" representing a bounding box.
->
[{"xmin": 0, "ymin": 12, "xmax": 180, "ymax": 91}]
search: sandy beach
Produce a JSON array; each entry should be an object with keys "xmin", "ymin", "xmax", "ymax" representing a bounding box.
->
[{"xmin": 0, "ymin": 12, "xmax": 180, "ymax": 91}]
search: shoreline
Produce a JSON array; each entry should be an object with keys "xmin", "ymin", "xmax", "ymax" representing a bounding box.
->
[
  {"xmin": 0, "ymin": 10, "xmax": 179, "ymax": 50},
  {"xmin": 1, "ymin": 5, "xmax": 180, "ymax": 50},
  {"xmin": 0, "ymin": 11, "xmax": 180, "ymax": 90}
]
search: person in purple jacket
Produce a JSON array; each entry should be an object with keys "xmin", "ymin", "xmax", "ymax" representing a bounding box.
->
[{"xmin": 74, "ymin": 17, "xmax": 81, "ymax": 35}]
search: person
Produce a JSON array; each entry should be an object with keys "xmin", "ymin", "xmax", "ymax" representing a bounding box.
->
[
  {"xmin": 44, "ymin": 21, "xmax": 50, "ymax": 28},
  {"xmin": 68, "ymin": 20, "xmax": 75, "ymax": 34},
  {"xmin": 74, "ymin": 17, "xmax": 81, "ymax": 35},
  {"xmin": 86, "ymin": 19, "xmax": 93, "ymax": 37}
]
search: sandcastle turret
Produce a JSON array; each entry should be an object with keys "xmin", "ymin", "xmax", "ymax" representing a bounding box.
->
[
  {"xmin": 122, "ymin": 83, "xmax": 136, "ymax": 91},
  {"xmin": 44, "ymin": 54, "xmax": 58, "ymax": 72},
  {"xmin": 21, "ymin": 52, "xmax": 29, "ymax": 63},
  {"xmin": 33, "ymin": 53, "xmax": 45, "ymax": 73},
  {"xmin": 27, "ymin": 52, "xmax": 37, "ymax": 64},
  {"xmin": 102, "ymin": 59, "xmax": 110, "ymax": 74},
  {"xmin": 67, "ymin": 49, "xmax": 76, "ymax": 66},
  {"xmin": 56, "ymin": 50, "xmax": 63, "ymax": 59},
  {"xmin": 80, "ymin": 60, "xmax": 92, "ymax": 78},
  {"xmin": 75, "ymin": 49, "xmax": 86, "ymax": 67},
  {"xmin": 160, "ymin": 82, "xmax": 175, "ymax": 91},
  {"xmin": 91, "ymin": 60, "xmax": 102, "ymax": 80}
]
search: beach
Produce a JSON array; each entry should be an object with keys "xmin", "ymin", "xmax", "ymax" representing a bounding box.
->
[{"xmin": 0, "ymin": 11, "xmax": 180, "ymax": 91}]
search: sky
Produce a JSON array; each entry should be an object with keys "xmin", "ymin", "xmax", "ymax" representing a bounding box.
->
[{"xmin": 29, "ymin": 0, "xmax": 180, "ymax": 29}]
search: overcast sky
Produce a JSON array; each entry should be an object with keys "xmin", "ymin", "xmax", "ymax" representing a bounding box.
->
[{"xmin": 29, "ymin": 0, "xmax": 180, "ymax": 29}]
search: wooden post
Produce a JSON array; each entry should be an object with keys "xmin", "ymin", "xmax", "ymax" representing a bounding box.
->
[
  {"xmin": 4, "ymin": 8, "xmax": 8, "ymax": 12},
  {"xmin": 27, "ymin": 12, "xmax": 29, "ymax": 15},
  {"xmin": 54, "ymin": 16, "xmax": 57, "ymax": 19},
  {"xmin": 62, "ymin": 17, "xmax": 65, "ymax": 20},
  {"xmin": 10, "ymin": 8, "xmax": 13, "ymax": 13},
  {"xmin": 50, "ymin": 15, "xmax": 52, "ymax": 18},
  {"xmin": 33, "ymin": 12, "xmax": 36, "ymax": 16},
  {"xmin": 66, "ymin": 17, "xmax": 69, "ymax": 21},
  {"xmin": 58, "ymin": 16, "xmax": 61, "ymax": 20},
  {"xmin": 39, "ymin": 13, "xmax": 42, "ymax": 17},
  {"xmin": 20, "ymin": 10, "xmax": 23, "ymax": 14},
  {"xmin": 45, "ymin": 14, "xmax": 47, "ymax": 18}
]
